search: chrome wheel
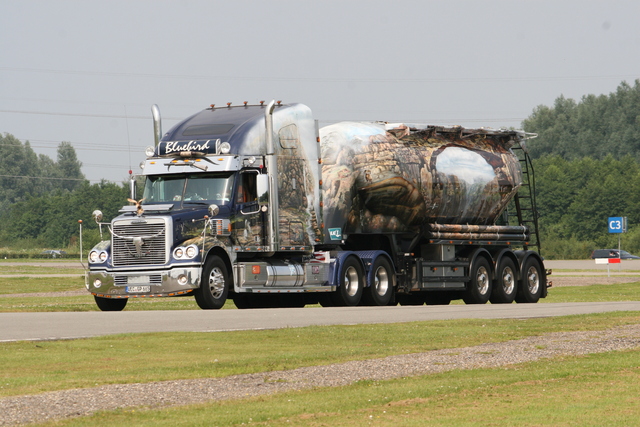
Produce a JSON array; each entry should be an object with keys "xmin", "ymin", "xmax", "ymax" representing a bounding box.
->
[
  {"xmin": 373, "ymin": 266, "xmax": 390, "ymax": 297},
  {"xmin": 516, "ymin": 256, "xmax": 543, "ymax": 304},
  {"xmin": 526, "ymin": 266, "xmax": 539, "ymax": 295},
  {"xmin": 476, "ymin": 265, "xmax": 490, "ymax": 296},
  {"xmin": 463, "ymin": 256, "xmax": 492, "ymax": 304},
  {"xmin": 332, "ymin": 256, "xmax": 364, "ymax": 306},
  {"xmin": 502, "ymin": 266, "xmax": 516, "ymax": 295},
  {"xmin": 195, "ymin": 256, "xmax": 229, "ymax": 309},
  {"xmin": 207, "ymin": 266, "xmax": 226, "ymax": 299},
  {"xmin": 344, "ymin": 266, "xmax": 360, "ymax": 297}
]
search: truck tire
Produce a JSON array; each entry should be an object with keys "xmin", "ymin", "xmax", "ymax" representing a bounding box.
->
[
  {"xmin": 331, "ymin": 256, "xmax": 364, "ymax": 306},
  {"xmin": 362, "ymin": 257, "xmax": 394, "ymax": 306},
  {"xmin": 490, "ymin": 257, "xmax": 517, "ymax": 304},
  {"xmin": 515, "ymin": 257, "xmax": 543, "ymax": 303},
  {"xmin": 463, "ymin": 256, "xmax": 492, "ymax": 304},
  {"xmin": 94, "ymin": 296, "xmax": 127, "ymax": 311},
  {"xmin": 195, "ymin": 256, "xmax": 229, "ymax": 309}
]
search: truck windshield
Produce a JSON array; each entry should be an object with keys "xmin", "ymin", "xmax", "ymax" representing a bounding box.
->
[{"xmin": 142, "ymin": 173, "xmax": 235, "ymax": 205}]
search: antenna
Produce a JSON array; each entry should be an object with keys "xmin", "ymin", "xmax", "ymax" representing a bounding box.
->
[{"xmin": 124, "ymin": 105, "xmax": 132, "ymax": 177}]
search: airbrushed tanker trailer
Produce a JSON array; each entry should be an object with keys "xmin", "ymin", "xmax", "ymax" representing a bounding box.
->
[{"xmin": 84, "ymin": 101, "xmax": 549, "ymax": 311}]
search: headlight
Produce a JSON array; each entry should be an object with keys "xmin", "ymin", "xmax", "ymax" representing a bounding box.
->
[
  {"xmin": 89, "ymin": 251, "xmax": 108, "ymax": 264},
  {"xmin": 185, "ymin": 245, "xmax": 198, "ymax": 258},
  {"xmin": 174, "ymin": 247, "xmax": 184, "ymax": 259}
]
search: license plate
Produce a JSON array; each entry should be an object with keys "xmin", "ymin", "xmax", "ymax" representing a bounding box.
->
[
  {"xmin": 128, "ymin": 276, "xmax": 149, "ymax": 284},
  {"xmin": 126, "ymin": 285, "xmax": 150, "ymax": 293}
]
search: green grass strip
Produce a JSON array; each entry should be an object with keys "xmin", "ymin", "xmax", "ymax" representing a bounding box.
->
[
  {"xmin": 1, "ymin": 312, "xmax": 639, "ymax": 398},
  {"xmin": 41, "ymin": 346, "xmax": 640, "ymax": 426}
]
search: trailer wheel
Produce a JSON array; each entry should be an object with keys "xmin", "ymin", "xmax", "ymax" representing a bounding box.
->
[
  {"xmin": 195, "ymin": 256, "xmax": 229, "ymax": 309},
  {"xmin": 362, "ymin": 257, "xmax": 394, "ymax": 306},
  {"xmin": 332, "ymin": 256, "xmax": 364, "ymax": 306},
  {"xmin": 463, "ymin": 256, "xmax": 492, "ymax": 304},
  {"xmin": 515, "ymin": 257, "xmax": 543, "ymax": 303},
  {"xmin": 94, "ymin": 296, "xmax": 127, "ymax": 311},
  {"xmin": 490, "ymin": 257, "xmax": 517, "ymax": 304}
]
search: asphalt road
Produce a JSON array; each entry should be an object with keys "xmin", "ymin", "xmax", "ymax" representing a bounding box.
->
[{"xmin": 2, "ymin": 301, "xmax": 640, "ymax": 342}]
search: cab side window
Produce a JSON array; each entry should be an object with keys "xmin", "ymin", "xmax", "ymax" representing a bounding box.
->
[{"xmin": 236, "ymin": 173, "xmax": 257, "ymax": 204}]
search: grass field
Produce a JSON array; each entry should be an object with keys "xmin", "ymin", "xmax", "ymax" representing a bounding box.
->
[
  {"xmin": 55, "ymin": 348, "xmax": 640, "ymax": 426},
  {"xmin": 2, "ymin": 312, "xmax": 640, "ymax": 426},
  {"xmin": 1, "ymin": 264, "xmax": 640, "ymax": 425}
]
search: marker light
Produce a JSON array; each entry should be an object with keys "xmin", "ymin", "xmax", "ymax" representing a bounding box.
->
[{"xmin": 219, "ymin": 142, "xmax": 231, "ymax": 154}]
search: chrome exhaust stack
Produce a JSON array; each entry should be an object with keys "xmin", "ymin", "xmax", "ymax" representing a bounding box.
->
[{"xmin": 152, "ymin": 104, "xmax": 162, "ymax": 147}]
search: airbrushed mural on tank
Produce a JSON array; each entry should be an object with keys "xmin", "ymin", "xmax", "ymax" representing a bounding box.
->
[{"xmin": 319, "ymin": 122, "xmax": 523, "ymax": 236}]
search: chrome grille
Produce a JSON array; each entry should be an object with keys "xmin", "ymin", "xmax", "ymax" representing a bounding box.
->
[{"xmin": 112, "ymin": 219, "xmax": 167, "ymax": 266}]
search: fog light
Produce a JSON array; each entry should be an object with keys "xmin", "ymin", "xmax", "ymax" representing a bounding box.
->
[
  {"xmin": 177, "ymin": 274, "xmax": 188, "ymax": 286},
  {"xmin": 93, "ymin": 279, "xmax": 102, "ymax": 288}
]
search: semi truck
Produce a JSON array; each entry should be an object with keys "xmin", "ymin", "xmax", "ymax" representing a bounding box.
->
[{"xmin": 84, "ymin": 101, "xmax": 548, "ymax": 311}]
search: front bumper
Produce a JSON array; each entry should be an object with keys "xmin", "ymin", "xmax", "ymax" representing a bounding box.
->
[{"xmin": 86, "ymin": 266, "xmax": 202, "ymax": 298}]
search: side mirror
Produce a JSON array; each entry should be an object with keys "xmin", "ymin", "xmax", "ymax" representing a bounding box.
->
[
  {"xmin": 257, "ymin": 174, "xmax": 269, "ymax": 205},
  {"xmin": 92, "ymin": 210, "xmax": 103, "ymax": 223},
  {"xmin": 208, "ymin": 204, "xmax": 220, "ymax": 217}
]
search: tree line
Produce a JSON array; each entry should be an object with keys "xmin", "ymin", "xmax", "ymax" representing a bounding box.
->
[
  {"xmin": 525, "ymin": 80, "xmax": 640, "ymax": 258},
  {"xmin": 2, "ymin": 80, "xmax": 640, "ymax": 258},
  {"xmin": 0, "ymin": 134, "xmax": 128, "ymax": 250}
]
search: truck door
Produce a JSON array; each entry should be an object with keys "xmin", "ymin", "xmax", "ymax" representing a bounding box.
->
[{"xmin": 233, "ymin": 171, "xmax": 265, "ymax": 249}]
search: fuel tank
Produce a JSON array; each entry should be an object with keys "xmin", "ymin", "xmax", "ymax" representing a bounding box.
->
[{"xmin": 320, "ymin": 122, "xmax": 523, "ymax": 239}]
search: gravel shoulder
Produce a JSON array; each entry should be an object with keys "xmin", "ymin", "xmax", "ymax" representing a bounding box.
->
[{"xmin": 2, "ymin": 324, "xmax": 640, "ymax": 426}]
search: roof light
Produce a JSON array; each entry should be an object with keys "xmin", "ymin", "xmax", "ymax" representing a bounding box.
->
[
  {"xmin": 219, "ymin": 142, "xmax": 231, "ymax": 154},
  {"xmin": 145, "ymin": 146, "xmax": 155, "ymax": 157}
]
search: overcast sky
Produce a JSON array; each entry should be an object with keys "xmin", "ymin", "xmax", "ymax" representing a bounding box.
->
[{"xmin": 1, "ymin": 0, "xmax": 639, "ymax": 183}]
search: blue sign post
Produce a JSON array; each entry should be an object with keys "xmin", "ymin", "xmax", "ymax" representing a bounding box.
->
[
  {"xmin": 608, "ymin": 217, "xmax": 626, "ymax": 234},
  {"xmin": 607, "ymin": 217, "xmax": 627, "ymax": 274}
]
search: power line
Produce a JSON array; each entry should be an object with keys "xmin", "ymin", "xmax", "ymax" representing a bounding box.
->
[
  {"xmin": 0, "ymin": 107, "xmax": 526, "ymax": 126},
  {"xmin": 1, "ymin": 66, "xmax": 637, "ymax": 83},
  {"xmin": 0, "ymin": 174, "xmax": 86, "ymax": 181},
  {"xmin": 0, "ymin": 108, "xmax": 185, "ymax": 120}
]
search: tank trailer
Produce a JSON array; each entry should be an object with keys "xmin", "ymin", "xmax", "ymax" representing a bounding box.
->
[{"xmin": 84, "ymin": 101, "xmax": 548, "ymax": 310}]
